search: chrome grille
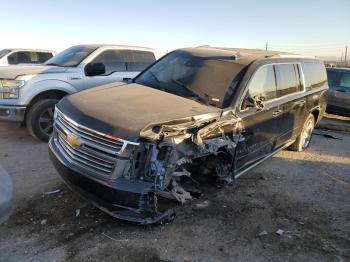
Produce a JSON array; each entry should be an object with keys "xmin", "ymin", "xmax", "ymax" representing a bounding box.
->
[{"xmin": 54, "ymin": 110, "xmax": 125, "ymax": 177}]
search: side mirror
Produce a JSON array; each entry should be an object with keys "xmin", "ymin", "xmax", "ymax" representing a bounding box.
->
[
  {"xmin": 85, "ymin": 63, "xmax": 106, "ymax": 76},
  {"xmin": 253, "ymin": 96, "xmax": 265, "ymax": 110},
  {"xmin": 123, "ymin": 77, "xmax": 133, "ymax": 83},
  {"xmin": 245, "ymin": 95, "xmax": 265, "ymax": 110}
]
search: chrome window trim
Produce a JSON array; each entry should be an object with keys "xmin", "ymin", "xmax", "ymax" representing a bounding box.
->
[{"xmin": 238, "ymin": 62, "xmax": 306, "ymax": 112}]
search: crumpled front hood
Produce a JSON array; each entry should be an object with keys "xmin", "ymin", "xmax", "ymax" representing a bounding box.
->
[
  {"xmin": 0, "ymin": 65, "xmax": 68, "ymax": 79},
  {"xmin": 57, "ymin": 83, "xmax": 222, "ymax": 141}
]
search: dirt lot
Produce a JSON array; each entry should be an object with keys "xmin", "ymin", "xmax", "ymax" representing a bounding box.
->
[{"xmin": 0, "ymin": 122, "xmax": 349, "ymax": 262}]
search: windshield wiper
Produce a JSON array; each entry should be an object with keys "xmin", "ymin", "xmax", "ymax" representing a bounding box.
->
[
  {"xmin": 171, "ymin": 79, "xmax": 210, "ymax": 105},
  {"xmin": 45, "ymin": 63, "xmax": 62, "ymax": 67}
]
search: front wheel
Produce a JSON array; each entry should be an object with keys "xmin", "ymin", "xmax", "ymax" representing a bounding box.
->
[
  {"xmin": 26, "ymin": 99, "xmax": 59, "ymax": 142},
  {"xmin": 289, "ymin": 114, "xmax": 315, "ymax": 152}
]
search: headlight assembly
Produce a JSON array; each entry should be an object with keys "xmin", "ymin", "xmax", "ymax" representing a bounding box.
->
[
  {"xmin": 0, "ymin": 80, "xmax": 25, "ymax": 99},
  {"xmin": 1, "ymin": 80, "xmax": 25, "ymax": 88}
]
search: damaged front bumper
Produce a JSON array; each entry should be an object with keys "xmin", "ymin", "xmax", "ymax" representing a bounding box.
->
[{"xmin": 48, "ymin": 139, "xmax": 175, "ymax": 225}]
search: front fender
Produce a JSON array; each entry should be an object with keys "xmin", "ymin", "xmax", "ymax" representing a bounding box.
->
[{"xmin": 21, "ymin": 79, "xmax": 77, "ymax": 105}]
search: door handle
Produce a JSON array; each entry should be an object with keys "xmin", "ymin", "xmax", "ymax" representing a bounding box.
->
[
  {"xmin": 68, "ymin": 77, "xmax": 82, "ymax": 80},
  {"xmin": 272, "ymin": 109, "xmax": 282, "ymax": 117}
]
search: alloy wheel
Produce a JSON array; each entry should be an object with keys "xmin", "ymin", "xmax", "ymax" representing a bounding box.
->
[
  {"xmin": 301, "ymin": 118, "xmax": 314, "ymax": 149},
  {"xmin": 38, "ymin": 107, "xmax": 54, "ymax": 136}
]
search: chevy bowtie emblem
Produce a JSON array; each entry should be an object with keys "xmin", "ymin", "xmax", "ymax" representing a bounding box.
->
[{"xmin": 67, "ymin": 134, "xmax": 82, "ymax": 148}]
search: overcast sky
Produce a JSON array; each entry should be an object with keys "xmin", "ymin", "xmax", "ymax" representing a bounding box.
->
[{"xmin": 1, "ymin": 0, "xmax": 349, "ymax": 57}]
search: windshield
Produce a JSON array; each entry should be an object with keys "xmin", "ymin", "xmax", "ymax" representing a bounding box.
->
[
  {"xmin": 134, "ymin": 50, "xmax": 244, "ymax": 108},
  {"xmin": 0, "ymin": 49, "xmax": 11, "ymax": 59},
  {"xmin": 44, "ymin": 46, "xmax": 98, "ymax": 67}
]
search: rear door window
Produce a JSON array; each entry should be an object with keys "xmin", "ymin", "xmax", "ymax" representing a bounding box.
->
[
  {"xmin": 247, "ymin": 64, "xmax": 277, "ymax": 101},
  {"xmin": 275, "ymin": 64, "xmax": 302, "ymax": 97},
  {"xmin": 91, "ymin": 50, "xmax": 127, "ymax": 75},
  {"xmin": 127, "ymin": 51, "xmax": 155, "ymax": 72}
]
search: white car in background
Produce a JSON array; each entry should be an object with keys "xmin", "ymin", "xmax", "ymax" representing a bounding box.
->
[
  {"xmin": 0, "ymin": 49, "xmax": 55, "ymax": 66},
  {"xmin": 0, "ymin": 44, "xmax": 159, "ymax": 141}
]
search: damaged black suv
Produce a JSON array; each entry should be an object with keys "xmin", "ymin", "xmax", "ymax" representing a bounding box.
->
[{"xmin": 49, "ymin": 47, "xmax": 328, "ymax": 224}]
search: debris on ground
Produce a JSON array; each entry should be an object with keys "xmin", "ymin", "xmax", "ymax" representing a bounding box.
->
[
  {"xmin": 276, "ymin": 229, "xmax": 284, "ymax": 236},
  {"xmin": 43, "ymin": 189, "xmax": 61, "ymax": 196},
  {"xmin": 75, "ymin": 209, "xmax": 80, "ymax": 217},
  {"xmin": 40, "ymin": 219, "xmax": 47, "ymax": 225},
  {"xmin": 258, "ymin": 230, "xmax": 268, "ymax": 237},
  {"xmin": 102, "ymin": 232, "xmax": 129, "ymax": 242},
  {"xmin": 193, "ymin": 200, "xmax": 210, "ymax": 211}
]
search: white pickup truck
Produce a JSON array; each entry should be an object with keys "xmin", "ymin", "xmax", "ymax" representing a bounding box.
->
[{"xmin": 0, "ymin": 44, "xmax": 158, "ymax": 141}]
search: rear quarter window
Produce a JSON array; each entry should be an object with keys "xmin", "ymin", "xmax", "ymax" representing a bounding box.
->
[{"xmin": 302, "ymin": 62, "xmax": 327, "ymax": 89}]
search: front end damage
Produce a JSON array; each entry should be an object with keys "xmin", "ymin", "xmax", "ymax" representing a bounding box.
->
[
  {"xmin": 49, "ymin": 110, "xmax": 243, "ymax": 224},
  {"xmin": 122, "ymin": 111, "xmax": 243, "ymax": 222}
]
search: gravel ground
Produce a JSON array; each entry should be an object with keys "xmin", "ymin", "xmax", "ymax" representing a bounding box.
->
[{"xmin": 0, "ymin": 122, "xmax": 349, "ymax": 262}]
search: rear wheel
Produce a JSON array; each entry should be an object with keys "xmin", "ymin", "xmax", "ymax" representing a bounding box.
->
[
  {"xmin": 289, "ymin": 114, "xmax": 315, "ymax": 152},
  {"xmin": 26, "ymin": 99, "xmax": 59, "ymax": 142}
]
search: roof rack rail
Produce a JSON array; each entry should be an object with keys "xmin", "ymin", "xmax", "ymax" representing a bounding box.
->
[{"xmin": 273, "ymin": 54, "xmax": 315, "ymax": 59}]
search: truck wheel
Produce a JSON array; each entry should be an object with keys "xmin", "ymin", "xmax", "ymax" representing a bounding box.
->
[
  {"xmin": 289, "ymin": 114, "xmax": 315, "ymax": 152},
  {"xmin": 26, "ymin": 99, "xmax": 59, "ymax": 142}
]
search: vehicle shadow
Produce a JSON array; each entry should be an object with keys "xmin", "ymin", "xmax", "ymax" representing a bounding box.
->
[{"xmin": 0, "ymin": 122, "xmax": 36, "ymax": 142}]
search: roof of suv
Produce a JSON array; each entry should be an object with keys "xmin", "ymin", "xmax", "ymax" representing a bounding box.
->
[{"xmin": 180, "ymin": 46, "xmax": 316, "ymax": 66}]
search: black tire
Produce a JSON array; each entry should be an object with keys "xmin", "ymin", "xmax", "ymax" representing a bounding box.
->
[
  {"xmin": 26, "ymin": 99, "xmax": 59, "ymax": 142},
  {"xmin": 289, "ymin": 114, "xmax": 315, "ymax": 152}
]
